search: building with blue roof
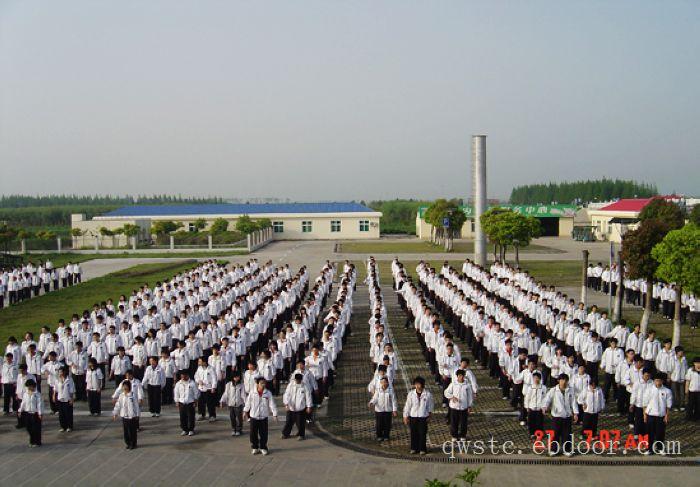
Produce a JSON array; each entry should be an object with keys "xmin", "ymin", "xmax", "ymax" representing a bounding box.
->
[{"xmin": 71, "ymin": 202, "xmax": 382, "ymax": 245}]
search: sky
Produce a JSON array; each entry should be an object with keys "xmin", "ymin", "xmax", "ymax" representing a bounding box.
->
[{"xmin": 1, "ymin": 0, "xmax": 698, "ymax": 202}]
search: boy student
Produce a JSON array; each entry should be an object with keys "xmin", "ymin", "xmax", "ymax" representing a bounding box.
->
[
  {"xmin": 542, "ymin": 373, "xmax": 578, "ymax": 456},
  {"xmin": 85, "ymin": 358, "xmax": 104, "ymax": 416},
  {"xmin": 2, "ymin": 353, "xmax": 18, "ymax": 415},
  {"xmin": 403, "ymin": 376, "xmax": 434, "ymax": 455},
  {"xmin": 443, "ymin": 369, "xmax": 474, "ymax": 441},
  {"xmin": 55, "ymin": 366, "xmax": 75, "ymax": 432},
  {"xmin": 110, "ymin": 347, "xmax": 131, "ymax": 387},
  {"xmin": 220, "ymin": 372, "xmax": 246, "ymax": 436},
  {"xmin": 142, "ymin": 357, "xmax": 165, "ymax": 417},
  {"xmin": 368, "ymin": 376, "xmax": 398, "ymax": 442},
  {"xmin": 686, "ymin": 357, "xmax": 700, "ymax": 421},
  {"xmin": 281, "ymin": 373, "xmax": 313, "ymax": 440},
  {"xmin": 630, "ymin": 368, "xmax": 653, "ymax": 438},
  {"xmin": 15, "ymin": 364, "xmax": 35, "ymax": 428},
  {"xmin": 669, "ymin": 346, "xmax": 687, "ymax": 411},
  {"xmin": 580, "ymin": 379, "xmax": 605, "ymax": 438},
  {"xmin": 18, "ymin": 379, "xmax": 43, "ymax": 447},
  {"xmin": 174, "ymin": 370, "xmax": 198, "ymax": 436},
  {"xmin": 524, "ymin": 371, "xmax": 547, "ymax": 438},
  {"xmin": 112, "ymin": 380, "xmax": 140, "ymax": 450},
  {"xmin": 642, "ymin": 373, "xmax": 673, "ymax": 455},
  {"xmin": 244, "ymin": 377, "xmax": 278, "ymax": 455}
]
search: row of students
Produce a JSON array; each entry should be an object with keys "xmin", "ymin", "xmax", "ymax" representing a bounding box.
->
[
  {"xmin": 0, "ymin": 261, "xmax": 82, "ymax": 308},
  {"xmin": 391, "ymin": 258, "xmax": 699, "ymax": 454},
  {"xmin": 586, "ymin": 262, "xmax": 698, "ymax": 326}
]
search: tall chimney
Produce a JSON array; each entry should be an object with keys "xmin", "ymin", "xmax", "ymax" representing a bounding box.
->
[{"xmin": 472, "ymin": 135, "xmax": 487, "ymax": 267}]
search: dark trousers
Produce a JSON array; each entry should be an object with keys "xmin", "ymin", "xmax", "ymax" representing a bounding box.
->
[
  {"xmin": 408, "ymin": 416, "xmax": 428, "ymax": 452},
  {"xmin": 449, "ymin": 408, "xmax": 469, "ymax": 439},
  {"xmin": 147, "ymin": 385, "xmax": 162, "ymax": 414},
  {"xmin": 87, "ymin": 390, "xmax": 101, "ymax": 414},
  {"xmin": 162, "ymin": 378, "xmax": 174, "ymax": 405},
  {"xmin": 2, "ymin": 383, "xmax": 17, "ymax": 412},
  {"xmin": 179, "ymin": 403, "xmax": 196, "ymax": 432},
  {"xmin": 618, "ymin": 388, "xmax": 631, "ymax": 416},
  {"xmin": 687, "ymin": 391, "xmax": 700, "ymax": 421},
  {"xmin": 26, "ymin": 412, "xmax": 42, "ymax": 445},
  {"xmin": 229, "ymin": 405, "xmax": 244, "ymax": 433},
  {"xmin": 72, "ymin": 374, "xmax": 86, "ymax": 400},
  {"xmin": 113, "ymin": 374, "xmax": 125, "ymax": 388},
  {"xmin": 603, "ymin": 372, "xmax": 617, "ymax": 402},
  {"xmin": 633, "ymin": 406, "xmax": 646, "ymax": 436},
  {"xmin": 282, "ymin": 409, "xmax": 307, "ymax": 438},
  {"xmin": 250, "ymin": 417, "xmax": 269, "ymax": 450},
  {"xmin": 48, "ymin": 386, "xmax": 57, "ymax": 413},
  {"xmin": 645, "ymin": 415, "xmax": 666, "ymax": 453},
  {"xmin": 551, "ymin": 416, "xmax": 572, "ymax": 453},
  {"xmin": 122, "ymin": 417, "xmax": 138, "ymax": 448},
  {"xmin": 375, "ymin": 411, "xmax": 392, "ymax": 440},
  {"xmin": 58, "ymin": 401, "xmax": 74, "ymax": 430},
  {"xmin": 197, "ymin": 391, "xmax": 216, "ymax": 418},
  {"xmin": 527, "ymin": 410, "xmax": 544, "ymax": 437},
  {"xmin": 581, "ymin": 412, "xmax": 599, "ymax": 437}
]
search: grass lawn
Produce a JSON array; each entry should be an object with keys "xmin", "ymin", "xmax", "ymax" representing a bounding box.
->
[
  {"xmin": 350, "ymin": 258, "xmax": 699, "ymax": 357},
  {"xmin": 17, "ymin": 250, "xmax": 247, "ymax": 268},
  {"xmin": 338, "ymin": 240, "xmax": 562, "ymax": 255},
  {"xmin": 0, "ymin": 260, "xmax": 199, "ymax": 344}
]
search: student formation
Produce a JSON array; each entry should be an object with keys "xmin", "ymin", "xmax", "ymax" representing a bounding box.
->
[{"xmin": 1, "ymin": 257, "xmax": 699, "ymax": 458}]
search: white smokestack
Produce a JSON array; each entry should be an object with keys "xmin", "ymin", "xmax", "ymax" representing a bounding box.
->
[{"xmin": 472, "ymin": 135, "xmax": 487, "ymax": 267}]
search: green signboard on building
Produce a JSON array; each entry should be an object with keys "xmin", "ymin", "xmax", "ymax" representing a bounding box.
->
[{"xmin": 418, "ymin": 204, "xmax": 576, "ymax": 219}]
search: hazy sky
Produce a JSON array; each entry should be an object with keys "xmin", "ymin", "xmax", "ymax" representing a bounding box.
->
[{"xmin": 1, "ymin": 1, "xmax": 698, "ymax": 201}]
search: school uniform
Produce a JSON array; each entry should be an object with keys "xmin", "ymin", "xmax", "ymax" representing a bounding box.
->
[
  {"xmin": 543, "ymin": 386, "xmax": 578, "ymax": 454},
  {"xmin": 142, "ymin": 365, "xmax": 166, "ymax": 415},
  {"xmin": 174, "ymin": 379, "xmax": 199, "ymax": 434},
  {"xmin": 443, "ymin": 380, "xmax": 473, "ymax": 439},
  {"xmin": 642, "ymin": 385, "xmax": 673, "ymax": 453},
  {"xmin": 2, "ymin": 361, "xmax": 18, "ymax": 413},
  {"xmin": 244, "ymin": 387, "xmax": 278, "ymax": 452},
  {"xmin": 159, "ymin": 357, "xmax": 176, "ymax": 405},
  {"xmin": 110, "ymin": 355, "xmax": 132, "ymax": 387},
  {"xmin": 580, "ymin": 387, "xmax": 605, "ymax": 437},
  {"xmin": 524, "ymin": 384, "xmax": 547, "ymax": 437},
  {"xmin": 113, "ymin": 391, "xmax": 140, "ymax": 449},
  {"xmin": 220, "ymin": 381, "xmax": 246, "ymax": 434},
  {"xmin": 18, "ymin": 390, "xmax": 43, "ymax": 446},
  {"xmin": 686, "ymin": 368, "xmax": 700, "ymax": 421},
  {"xmin": 282, "ymin": 381, "xmax": 313, "ymax": 439},
  {"xmin": 403, "ymin": 389, "xmax": 434, "ymax": 453},
  {"xmin": 85, "ymin": 368, "xmax": 104, "ymax": 415},
  {"xmin": 630, "ymin": 379, "xmax": 652, "ymax": 437},
  {"xmin": 55, "ymin": 376, "xmax": 75, "ymax": 430}
]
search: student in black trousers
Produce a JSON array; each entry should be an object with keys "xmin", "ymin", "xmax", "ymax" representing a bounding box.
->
[
  {"xmin": 112, "ymin": 380, "xmax": 139, "ymax": 450},
  {"xmin": 18, "ymin": 380, "xmax": 43, "ymax": 447},
  {"xmin": 403, "ymin": 377, "xmax": 434, "ymax": 455},
  {"xmin": 244, "ymin": 378, "xmax": 278, "ymax": 454}
]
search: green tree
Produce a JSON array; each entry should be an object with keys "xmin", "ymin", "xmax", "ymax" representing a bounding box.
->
[
  {"xmin": 651, "ymin": 224, "xmax": 700, "ymax": 346},
  {"xmin": 480, "ymin": 208, "xmax": 539, "ymax": 263},
  {"xmin": 639, "ymin": 198, "xmax": 685, "ymax": 229},
  {"xmin": 99, "ymin": 227, "xmax": 114, "ymax": 237},
  {"xmin": 423, "ymin": 199, "xmax": 466, "ymax": 251},
  {"xmin": 209, "ymin": 218, "xmax": 229, "ymax": 234},
  {"xmin": 151, "ymin": 220, "xmax": 183, "ymax": 235},
  {"xmin": 70, "ymin": 228, "xmax": 84, "ymax": 237},
  {"xmin": 121, "ymin": 224, "xmax": 140, "ymax": 237},
  {"xmin": 620, "ymin": 219, "xmax": 672, "ymax": 333},
  {"xmin": 192, "ymin": 218, "xmax": 207, "ymax": 232},
  {"xmin": 689, "ymin": 205, "xmax": 700, "ymax": 226},
  {"xmin": 256, "ymin": 218, "xmax": 272, "ymax": 229},
  {"xmin": 235, "ymin": 215, "xmax": 257, "ymax": 235}
]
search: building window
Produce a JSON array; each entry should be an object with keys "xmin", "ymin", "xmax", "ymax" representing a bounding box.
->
[
  {"xmin": 302, "ymin": 221, "xmax": 312, "ymax": 233},
  {"xmin": 330, "ymin": 220, "xmax": 341, "ymax": 233},
  {"xmin": 470, "ymin": 220, "xmax": 475, "ymax": 232},
  {"xmin": 359, "ymin": 220, "xmax": 370, "ymax": 232},
  {"xmin": 273, "ymin": 221, "xmax": 284, "ymax": 233},
  {"xmin": 188, "ymin": 223, "xmax": 196, "ymax": 232}
]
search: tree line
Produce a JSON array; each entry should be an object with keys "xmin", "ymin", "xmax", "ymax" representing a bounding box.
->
[
  {"xmin": 0, "ymin": 194, "xmax": 225, "ymax": 208},
  {"xmin": 509, "ymin": 179, "xmax": 657, "ymax": 205}
]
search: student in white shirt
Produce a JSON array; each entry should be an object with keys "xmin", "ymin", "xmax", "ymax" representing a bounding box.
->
[
  {"xmin": 524, "ymin": 371, "xmax": 547, "ymax": 438},
  {"xmin": 403, "ymin": 376, "xmax": 434, "ymax": 455},
  {"xmin": 368, "ymin": 376, "xmax": 397, "ymax": 442},
  {"xmin": 642, "ymin": 372, "xmax": 673, "ymax": 455},
  {"xmin": 443, "ymin": 369, "xmax": 474, "ymax": 441},
  {"xmin": 17, "ymin": 379, "xmax": 43, "ymax": 447},
  {"xmin": 580, "ymin": 379, "xmax": 605, "ymax": 438},
  {"xmin": 542, "ymin": 374, "xmax": 579, "ymax": 456},
  {"xmin": 85, "ymin": 359, "xmax": 104, "ymax": 416},
  {"xmin": 55, "ymin": 367, "xmax": 75, "ymax": 432},
  {"xmin": 220, "ymin": 372, "xmax": 246, "ymax": 436},
  {"xmin": 142, "ymin": 357, "xmax": 165, "ymax": 417},
  {"xmin": 244, "ymin": 378, "xmax": 278, "ymax": 455},
  {"xmin": 281, "ymin": 373, "xmax": 313, "ymax": 440},
  {"xmin": 685, "ymin": 357, "xmax": 700, "ymax": 422},
  {"xmin": 112, "ymin": 379, "xmax": 140, "ymax": 449},
  {"xmin": 174, "ymin": 371, "xmax": 198, "ymax": 435}
]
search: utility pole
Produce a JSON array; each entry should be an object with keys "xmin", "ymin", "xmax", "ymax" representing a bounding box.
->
[{"xmin": 581, "ymin": 249, "xmax": 589, "ymax": 308}]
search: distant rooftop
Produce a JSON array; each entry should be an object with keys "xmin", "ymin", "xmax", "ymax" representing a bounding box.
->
[
  {"xmin": 598, "ymin": 198, "xmax": 653, "ymax": 212},
  {"xmin": 103, "ymin": 202, "xmax": 378, "ymax": 218}
]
